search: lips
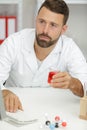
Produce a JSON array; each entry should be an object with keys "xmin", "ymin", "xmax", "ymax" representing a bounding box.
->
[{"xmin": 39, "ymin": 35, "xmax": 50, "ymax": 41}]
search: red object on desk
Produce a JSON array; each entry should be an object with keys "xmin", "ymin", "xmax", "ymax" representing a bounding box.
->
[
  {"xmin": 0, "ymin": 16, "xmax": 17, "ymax": 44},
  {"xmin": 62, "ymin": 121, "xmax": 67, "ymax": 127}
]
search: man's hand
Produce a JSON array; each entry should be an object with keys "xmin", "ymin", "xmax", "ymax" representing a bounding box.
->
[
  {"xmin": 50, "ymin": 71, "xmax": 71, "ymax": 89},
  {"xmin": 50, "ymin": 71, "xmax": 84, "ymax": 97},
  {"xmin": 2, "ymin": 90, "xmax": 23, "ymax": 112}
]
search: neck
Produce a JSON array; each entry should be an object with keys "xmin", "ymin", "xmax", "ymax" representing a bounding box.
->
[{"xmin": 34, "ymin": 42, "xmax": 55, "ymax": 61}]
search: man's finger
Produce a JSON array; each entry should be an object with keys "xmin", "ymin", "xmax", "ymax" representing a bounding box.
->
[{"xmin": 18, "ymin": 100, "xmax": 23, "ymax": 111}]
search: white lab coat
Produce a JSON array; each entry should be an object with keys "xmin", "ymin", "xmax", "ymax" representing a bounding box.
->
[{"xmin": 0, "ymin": 28, "xmax": 87, "ymax": 89}]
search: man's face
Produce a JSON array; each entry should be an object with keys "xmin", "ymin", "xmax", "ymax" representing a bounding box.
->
[{"xmin": 35, "ymin": 7, "xmax": 67, "ymax": 48}]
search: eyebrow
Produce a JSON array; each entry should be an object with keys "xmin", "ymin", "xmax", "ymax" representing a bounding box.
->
[{"xmin": 38, "ymin": 18, "xmax": 59, "ymax": 26}]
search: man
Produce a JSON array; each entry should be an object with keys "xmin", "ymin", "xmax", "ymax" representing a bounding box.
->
[{"xmin": 0, "ymin": 0, "xmax": 87, "ymax": 112}]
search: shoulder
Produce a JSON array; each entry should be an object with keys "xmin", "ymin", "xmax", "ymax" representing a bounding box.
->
[
  {"xmin": 62, "ymin": 35, "xmax": 75, "ymax": 44},
  {"xmin": 61, "ymin": 35, "xmax": 85, "ymax": 59},
  {"xmin": 0, "ymin": 28, "xmax": 35, "ymax": 57},
  {"xmin": 10, "ymin": 28, "xmax": 35, "ymax": 39},
  {"xmin": 61, "ymin": 35, "xmax": 80, "ymax": 50},
  {"xmin": 2, "ymin": 28, "xmax": 35, "ymax": 47}
]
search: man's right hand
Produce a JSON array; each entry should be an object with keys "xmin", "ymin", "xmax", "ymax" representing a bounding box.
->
[{"xmin": 2, "ymin": 90, "xmax": 23, "ymax": 112}]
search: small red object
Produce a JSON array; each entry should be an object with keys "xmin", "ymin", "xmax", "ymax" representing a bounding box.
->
[
  {"xmin": 55, "ymin": 116, "xmax": 60, "ymax": 121},
  {"xmin": 48, "ymin": 71, "xmax": 57, "ymax": 83},
  {"xmin": 62, "ymin": 121, "xmax": 67, "ymax": 127}
]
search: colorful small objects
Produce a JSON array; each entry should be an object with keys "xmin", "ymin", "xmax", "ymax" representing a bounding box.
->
[
  {"xmin": 61, "ymin": 121, "xmax": 67, "ymax": 127},
  {"xmin": 40, "ymin": 114, "xmax": 67, "ymax": 130},
  {"xmin": 49, "ymin": 124, "xmax": 55, "ymax": 130},
  {"xmin": 55, "ymin": 116, "xmax": 60, "ymax": 121},
  {"xmin": 45, "ymin": 120, "xmax": 51, "ymax": 126},
  {"xmin": 55, "ymin": 122, "xmax": 59, "ymax": 128}
]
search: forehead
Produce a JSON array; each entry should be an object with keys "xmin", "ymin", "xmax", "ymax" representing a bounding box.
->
[{"xmin": 37, "ymin": 7, "xmax": 64, "ymax": 24}]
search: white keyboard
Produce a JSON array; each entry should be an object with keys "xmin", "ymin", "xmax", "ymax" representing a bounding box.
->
[{"xmin": 5, "ymin": 110, "xmax": 38, "ymax": 126}]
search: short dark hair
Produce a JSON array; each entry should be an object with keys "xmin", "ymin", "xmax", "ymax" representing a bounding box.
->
[{"xmin": 38, "ymin": 0, "xmax": 69, "ymax": 25}]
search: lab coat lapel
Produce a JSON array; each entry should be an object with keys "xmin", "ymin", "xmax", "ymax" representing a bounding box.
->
[
  {"xmin": 39, "ymin": 53, "xmax": 58, "ymax": 72},
  {"xmin": 26, "ymin": 50, "xmax": 38, "ymax": 73},
  {"xmin": 22, "ymin": 31, "xmax": 62, "ymax": 74},
  {"xmin": 38, "ymin": 36, "xmax": 63, "ymax": 73},
  {"xmin": 22, "ymin": 30, "xmax": 38, "ymax": 73}
]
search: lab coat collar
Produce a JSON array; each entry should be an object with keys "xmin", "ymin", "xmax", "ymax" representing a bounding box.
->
[
  {"xmin": 38, "ymin": 36, "xmax": 63, "ymax": 73},
  {"xmin": 21, "ymin": 29, "xmax": 38, "ymax": 73},
  {"xmin": 21, "ymin": 29, "xmax": 63, "ymax": 73},
  {"xmin": 22, "ymin": 29, "xmax": 35, "ymax": 52},
  {"xmin": 50, "ymin": 35, "xmax": 63, "ymax": 55}
]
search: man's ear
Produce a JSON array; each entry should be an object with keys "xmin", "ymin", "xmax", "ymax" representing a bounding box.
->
[{"xmin": 61, "ymin": 25, "xmax": 68, "ymax": 34}]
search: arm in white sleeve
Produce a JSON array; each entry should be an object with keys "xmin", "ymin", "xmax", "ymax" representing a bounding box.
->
[{"xmin": 0, "ymin": 35, "xmax": 17, "ymax": 89}]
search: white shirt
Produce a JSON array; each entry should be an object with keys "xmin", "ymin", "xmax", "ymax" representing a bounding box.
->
[{"xmin": 0, "ymin": 28, "xmax": 87, "ymax": 89}]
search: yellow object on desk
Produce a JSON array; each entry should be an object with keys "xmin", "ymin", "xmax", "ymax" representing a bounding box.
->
[{"xmin": 79, "ymin": 96, "xmax": 87, "ymax": 120}]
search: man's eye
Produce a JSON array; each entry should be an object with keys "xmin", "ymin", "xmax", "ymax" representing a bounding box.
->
[
  {"xmin": 51, "ymin": 23, "xmax": 57, "ymax": 27},
  {"xmin": 39, "ymin": 20, "xmax": 44, "ymax": 23}
]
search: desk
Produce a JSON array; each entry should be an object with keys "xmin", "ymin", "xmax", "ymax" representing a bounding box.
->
[{"xmin": 0, "ymin": 88, "xmax": 87, "ymax": 130}]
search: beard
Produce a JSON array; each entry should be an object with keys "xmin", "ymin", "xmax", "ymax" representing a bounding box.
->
[{"xmin": 36, "ymin": 33, "xmax": 59, "ymax": 48}]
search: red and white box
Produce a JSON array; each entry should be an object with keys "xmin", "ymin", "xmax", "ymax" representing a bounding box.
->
[{"xmin": 0, "ymin": 16, "xmax": 17, "ymax": 44}]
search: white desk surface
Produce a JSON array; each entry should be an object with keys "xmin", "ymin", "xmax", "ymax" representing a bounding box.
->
[{"xmin": 0, "ymin": 87, "xmax": 87, "ymax": 130}]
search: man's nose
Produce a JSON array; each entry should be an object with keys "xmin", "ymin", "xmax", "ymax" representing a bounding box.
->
[{"xmin": 43, "ymin": 24, "xmax": 49, "ymax": 34}]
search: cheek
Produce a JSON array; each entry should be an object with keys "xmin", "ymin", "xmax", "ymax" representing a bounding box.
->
[
  {"xmin": 50, "ymin": 31, "xmax": 61, "ymax": 40},
  {"xmin": 54, "ymin": 27, "xmax": 63, "ymax": 37},
  {"xmin": 36, "ymin": 24, "xmax": 43, "ymax": 34}
]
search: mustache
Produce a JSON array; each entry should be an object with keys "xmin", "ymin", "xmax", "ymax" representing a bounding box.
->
[{"xmin": 38, "ymin": 33, "xmax": 51, "ymax": 40}]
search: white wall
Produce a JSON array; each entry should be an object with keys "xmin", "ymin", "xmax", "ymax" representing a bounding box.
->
[
  {"xmin": 66, "ymin": 4, "xmax": 87, "ymax": 59},
  {"xmin": 22, "ymin": 0, "xmax": 37, "ymax": 28}
]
